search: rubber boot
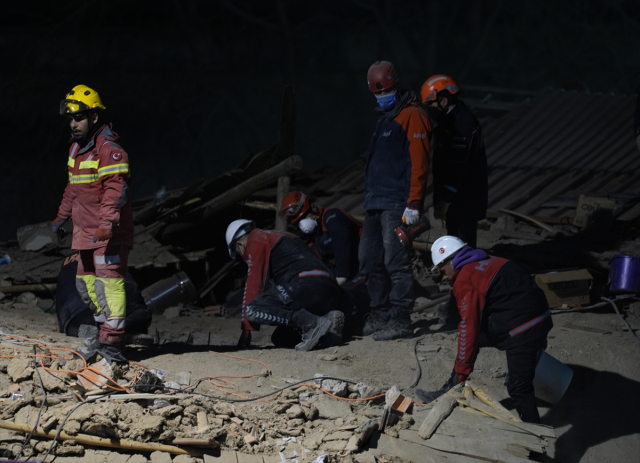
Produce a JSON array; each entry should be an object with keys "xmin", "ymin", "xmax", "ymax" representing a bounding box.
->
[
  {"xmin": 292, "ymin": 309, "xmax": 332, "ymax": 352},
  {"xmin": 373, "ymin": 310, "xmax": 413, "ymax": 341},
  {"xmin": 98, "ymin": 324, "xmax": 127, "ymax": 362},
  {"xmin": 362, "ymin": 308, "xmax": 391, "ymax": 336}
]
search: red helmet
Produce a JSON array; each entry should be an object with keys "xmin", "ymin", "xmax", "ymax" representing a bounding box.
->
[
  {"xmin": 421, "ymin": 74, "xmax": 460, "ymax": 103},
  {"xmin": 279, "ymin": 191, "xmax": 311, "ymax": 224},
  {"xmin": 367, "ymin": 61, "xmax": 399, "ymax": 93}
]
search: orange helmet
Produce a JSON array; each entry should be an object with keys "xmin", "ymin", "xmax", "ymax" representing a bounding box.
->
[
  {"xmin": 367, "ymin": 61, "xmax": 399, "ymax": 93},
  {"xmin": 279, "ymin": 191, "xmax": 311, "ymax": 224},
  {"xmin": 421, "ymin": 75, "xmax": 460, "ymax": 103}
]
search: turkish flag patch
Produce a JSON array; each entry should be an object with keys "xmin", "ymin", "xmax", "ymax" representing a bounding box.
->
[{"xmin": 112, "ymin": 152, "xmax": 122, "ymax": 161}]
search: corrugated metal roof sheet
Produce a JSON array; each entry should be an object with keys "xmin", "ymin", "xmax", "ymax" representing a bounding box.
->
[{"xmin": 312, "ymin": 89, "xmax": 640, "ymax": 221}]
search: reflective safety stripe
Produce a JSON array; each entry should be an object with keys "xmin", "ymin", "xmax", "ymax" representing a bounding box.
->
[
  {"xmin": 67, "ymin": 157, "xmax": 75, "ymax": 168},
  {"xmin": 95, "ymin": 255, "xmax": 121, "ymax": 265},
  {"xmin": 69, "ymin": 173, "xmax": 99, "ymax": 184},
  {"xmin": 299, "ymin": 269, "xmax": 332, "ymax": 278},
  {"xmin": 95, "ymin": 277, "xmax": 126, "ymax": 318},
  {"xmin": 79, "ymin": 160, "xmax": 100, "ymax": 170},
  {"xmin": 509, "ymin": 309, "xmax": 552, "ymax": 337},
  {"xmin": 98, "ymin": 163, "xmax": 129, "ymax": 177}
]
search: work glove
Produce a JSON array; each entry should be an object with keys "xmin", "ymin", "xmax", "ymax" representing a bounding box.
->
[
  {"xmin": 51, "ymin": 216, "xmax": 69, "ymax": 234},
  {"xmin": 336, "ymin": 277, "xmax": 347, "ymax": 286},
  {"xmin": 434, "ymin": 201, "xmax": 451, "ymax": 221},
  {"xmin": 402, "ymin": 207, "xmax": 420, "ymax": 226},
  {"xmin": 93, "ymin": 226, "xmax": 113, "ymax": 243}
]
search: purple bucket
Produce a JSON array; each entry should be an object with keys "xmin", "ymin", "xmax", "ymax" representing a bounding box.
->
[{"xmin": 609, "ymin": 255, "xmax": 640, "ymax": 294}]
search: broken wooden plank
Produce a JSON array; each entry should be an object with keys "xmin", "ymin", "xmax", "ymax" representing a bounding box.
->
[
  {"xmin": 418, "ymin": 392, "xmax": 458, "ymax": 439},
  {"xmin": 368, "ymin": 432, "xmax": 486, "ymax": 463},
  {"xmin": 274, "ymin": 176, "xmax": 290, "ymax": 232},
  {"xmin": 448, "ymin": 391, "xmax": 555, "ymax": 438},
  {"xmin": 401, "ymin": 429, "xmax": 532, "ymax": 463},
  {"xmin": 466, "ymin": 382, "xmax": 520, "ymax": 422},
  {"xmin": 0, "ymin": 419, "xmax": 205, "ymax": 456}
]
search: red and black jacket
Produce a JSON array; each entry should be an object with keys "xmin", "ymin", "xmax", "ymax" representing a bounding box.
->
[
  {"xmin": 240, "ymin": 229, "xmax": 335, "ymax": 332},
  {"xmin": 450, "ymin": 250, "xmax": 552, "ymax": 377},
  {"xmin": 310, "ymin": 207, "xmax": 362, "ymax": 280}
]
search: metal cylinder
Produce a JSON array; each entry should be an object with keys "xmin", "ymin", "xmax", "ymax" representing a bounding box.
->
[{"xmin": 141, "ymin": 271, "xmax": 197, "ymax": 314}]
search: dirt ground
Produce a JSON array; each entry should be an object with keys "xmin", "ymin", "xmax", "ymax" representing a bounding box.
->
[{"xmin": 1, "ymin": 294, "xmax": 640, "ymax": 462}]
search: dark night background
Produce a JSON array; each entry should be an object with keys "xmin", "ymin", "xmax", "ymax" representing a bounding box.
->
[{"xmin": 1, "ymin": 0, "xmax": 639, "ymax": 241}]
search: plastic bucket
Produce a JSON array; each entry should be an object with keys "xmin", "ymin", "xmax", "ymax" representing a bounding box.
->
[
  {"xmin": 141, "ymin": 271, "xmax": 197, "ymax": 314},
  {"xmin": 609, "ymin": 254, "xmax": 640, "ymax": 294},
  {"xmin": 533, "ymin": 351, "xmax": 573, "ymax": 404}
]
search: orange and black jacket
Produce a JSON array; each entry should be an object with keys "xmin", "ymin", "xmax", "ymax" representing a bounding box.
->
[
  {"xmin": 363, "ymin": 90, "xmax": 431, "ymax": 211},
  {"xmin": 432, "ymin": 100, "xmax": 488, "ymax": 222},
  {"xmin": 310, "ymin": 207, "xmax": 362, "ymax": 280}
]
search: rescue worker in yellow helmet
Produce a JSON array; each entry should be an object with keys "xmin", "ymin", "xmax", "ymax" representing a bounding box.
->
[{"xmin": 52, "ymin": 85, "xmax": 134, "ymax": 360}]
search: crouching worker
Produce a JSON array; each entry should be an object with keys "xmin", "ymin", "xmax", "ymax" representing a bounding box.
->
[
  {"xmin": 56, "ymin": 252, "xmax": 152, "ymax": 342},
  {"xmin": 279, "ymin": 192, "xmax": 370, "ymax": 328},
  {"xmin": 226, "ymin": 220, "xmax": 351, "ymax": 351},
  {"xmin": 417, "ymin": 236, "xmax": 552, "ymax": 423}
]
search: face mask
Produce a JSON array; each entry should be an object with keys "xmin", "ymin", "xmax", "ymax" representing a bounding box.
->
[
  {"xmin": 376, "ymin": 91, "xmax": 397, "ymax": 110},
  {"xmin": 299, "ymin": 217, "xmax": 318, "ymax": 234},
  {"xmin": 424, "ymin": 105, "xmax": 445, "ymax": 123}
]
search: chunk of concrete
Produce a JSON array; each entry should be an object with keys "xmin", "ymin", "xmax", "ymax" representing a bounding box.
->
[
  {"xmin": 286, "ymin": 404, "xmax": 304, "ymax": 420},
  {"xmin": 314, "ymin": 374, "xmax": 348, "ymax": 397},
  {"xmin": 37, "ymin": 368, "xmax": 66, "ymax": 392},
  {"xmin": 314, "ymin": 398, "xmax": 352, "ymax": 419},
  {"xmin": 127, "ymin": 455, "xmax": 149, "ymax": 463},
  {"xmin": 7, "ymin": 357, "xmax": 34, "ymax": 382},
  {"xmin": 173, "ymin": 455, "xmax": 196, "ymax": 463},
  {"xmin": 150, "ymin": 451, "xmax": 172, "ymax": 463}
]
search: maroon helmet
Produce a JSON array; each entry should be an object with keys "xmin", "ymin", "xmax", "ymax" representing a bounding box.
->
[{"xmin": 367, "ymin": 60, "xmax": 399, "ymax": 93}]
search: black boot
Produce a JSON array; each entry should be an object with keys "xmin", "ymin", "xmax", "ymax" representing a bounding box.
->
[
  {"xmin": 292, "ymin": 309, "xmax": 340, "ymax": 352},
  {"xmin": 373, "ymin": 310, "xmax": 413, "ymax": 341},
  {"xmin": 362, "ymin": 309, "xmax": 390, "ymax": 336}
]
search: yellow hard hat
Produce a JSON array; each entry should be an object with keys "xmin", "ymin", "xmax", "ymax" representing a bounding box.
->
[{"xmin": 60, "ymin": 85, "xmax": 106, "ymax": 115}]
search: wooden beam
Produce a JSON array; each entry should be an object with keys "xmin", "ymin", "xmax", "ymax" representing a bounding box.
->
[{"xmin": 275, "ymin": 176, "xmax": 290, "ymax": 232}]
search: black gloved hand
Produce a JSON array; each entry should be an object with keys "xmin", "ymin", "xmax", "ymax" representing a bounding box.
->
[
  {"xmin": 415, "ymin": 369, "xmax": 467, "ymax": 404},
  {"xmin": 415, "ymin": 388, "xmax": 445, "ymax": 404},
  {"xmin": 443, "ymin": 369, "xmax": 467, "ymax": 392}
]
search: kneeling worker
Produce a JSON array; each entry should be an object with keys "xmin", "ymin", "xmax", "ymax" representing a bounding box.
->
[
  {"xmin": 419, "ymin": 236, "xmax": 552, "ymax": 423},
  {"xmin": 226, "ymin": 220, "xmax": 350, "ymax": 351}
]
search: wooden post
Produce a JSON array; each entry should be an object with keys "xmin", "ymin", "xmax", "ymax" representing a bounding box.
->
[{"xmin": 275, "ymin": 176, "xmax": 291, "ymax": 231}]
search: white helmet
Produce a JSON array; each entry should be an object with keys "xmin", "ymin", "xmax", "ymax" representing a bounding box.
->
[
  {"xmin": 226, "ymin": 219, "xmax": 255, "ymax": 258},
  {"xmin": 431, "ymin": 236, "xmax": 467, "ymax": 270}
]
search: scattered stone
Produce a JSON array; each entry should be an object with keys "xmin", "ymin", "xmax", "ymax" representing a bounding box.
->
[
  {"xmin": 287, "ymin": 418, "xmax": 305, "ymax": 427},
  {"xmin": 244, "ymin": 434, "xmax": 258, "ymax": 446},
  {"xmin": 37, "ymin": 368, "xmax": 66, "ymax": 391},
  {"xmin": 286, "ymin": 405, "xmax": 305, "ymax": 420},
  {"xmin": 303, "ymin": 404, "xmax": 318, "ymax": 421},
  {"xmin": 173, "ymin": 455, "xmax": 196, "ymax": 463},
  {"xmin": 345, "ymin": 435, "xmax": 359, "ymax": 453},
  {"xmin": 322, "ymin": 440, "xmax": 347, "ymax": 452},
  {"xmin": 7, "ymin": 357, "xmax": 34, "ymax": 382},
  {"xmin": 354, "ymin": 453, "xmax": 377, "ymax": 463},
  {"xmin": 16, "ymin": 292, "xmax": 38, "ymax": 306},
  {"xmin": 384, "ymin": 385, "xmax": 402, "ymax": 407},
  {"xmin": 56, "ymin": 444, "xmax": 84, "ymax": 456},
  {"xmin": 14, "ymin": 406, "xmax": 38, "ymax": 427},
  {"xmin": 153, "ymin": 405, "xmax": 183, "ymax": 418},
  {"xmin": 314, "ymin": 374, "xmax": 348, "ymax": 397},
  {"xmin": 315, "ymin": 399, "xmax": 352, "ymax": 419},
  {"xmin": 150, "ymin": 451, "xmax": 173, "ymax": 463},
  {"xmin": 127, "ymin": 454, "xmax": 149, "ymax": 463},
  {"xmin": 323, "ymin": 431, "xmax": 353, "ymax": 441},
  {"xmin": 317, "ymin": 354, "xmax": 338, "ymax": 361},
  {"xmin": 65, "ymin": 359, "xmax": 84, "ymax": 372},
  {"xmin": 164, "ymin": 306, "xmax": 181, "ymax": 319},
  {"xmin": 62, "ymin": 420, "xmax": 81, "ymax": 436}
]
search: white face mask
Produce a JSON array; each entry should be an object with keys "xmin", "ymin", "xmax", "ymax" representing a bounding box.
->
[{"xmin": 299, "ymin": 217, "xmax": 318, "ymax": 234}]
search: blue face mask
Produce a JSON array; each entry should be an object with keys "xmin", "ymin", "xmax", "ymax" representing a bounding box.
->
[{"xmin": 376, "ymin": 91, "xmax": 397, "ymax": 110}]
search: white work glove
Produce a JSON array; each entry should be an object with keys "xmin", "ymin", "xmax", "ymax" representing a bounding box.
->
[
  {"xmin": 336, "ymin": 277, "xmax": 347, "ymax": 286},
  {"xmin": 402, "ymin": 207, "xmax": 420, "ymax": 226}
]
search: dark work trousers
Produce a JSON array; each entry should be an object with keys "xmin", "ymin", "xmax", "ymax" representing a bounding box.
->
[
  {"xmin": 245, "ymin": 275, "xmax": 351, "ymax": 329},
  {"xmin": 446, "ymin": 214, "xmax": 479, "ymax": 249},
  {"xmin": 505, "ymin": 344, "xmax": 543, "ymax": 423},
  {"xmin": 358, "ymin": 209, "xmax": 415, "ymax": 319}
]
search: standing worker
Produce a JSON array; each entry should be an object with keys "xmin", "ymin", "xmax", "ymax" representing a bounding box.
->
[
  {"xmin": 279, "ymin": 191, "xmax": 362, "ymax": 285},
  {"xmin": 359, "ymin": 60, "xmax": 432, "ymax": 341},
  {"xmin": 417, "ymin": 236, "xmax": 553, "ymax": 423},
  {"xmin": 227, "ymin": 220, "xmax": 350, "ymax": 351},
  {"xmin": 52, "ymin": 85, "xmax": 133, "ymax": 357},
  {"xmin": 421, "ymin": 75, "xmax": 488, "ymax": 248}
]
